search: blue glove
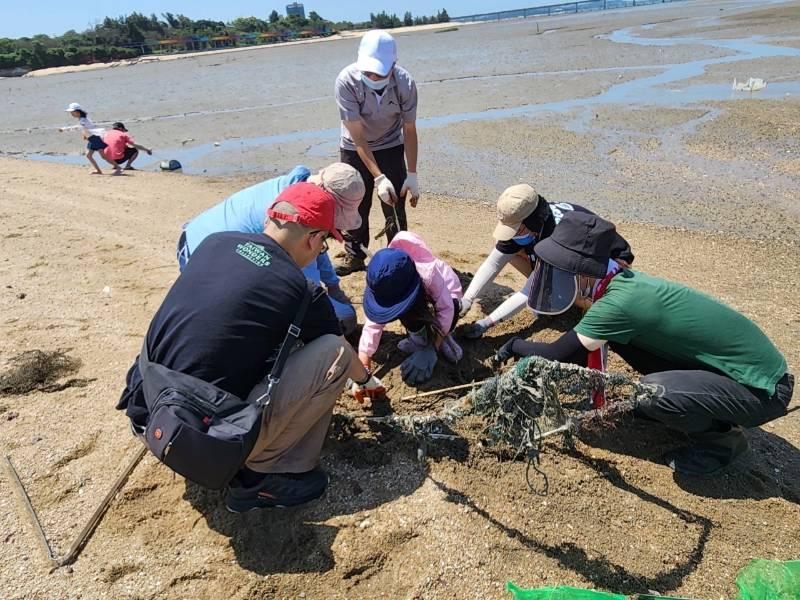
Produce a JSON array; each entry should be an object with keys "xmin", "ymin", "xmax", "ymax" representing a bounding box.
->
[{"xmin": 400, "ymin": 345, "xmax": 437, "ymax": 385}]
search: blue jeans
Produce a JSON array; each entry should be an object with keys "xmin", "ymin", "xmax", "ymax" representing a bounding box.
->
[{"xmin": 330, "ymin": 297, "xmax": 357, "ymax": 336}]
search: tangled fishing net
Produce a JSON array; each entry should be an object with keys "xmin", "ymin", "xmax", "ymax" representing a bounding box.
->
[
  {"xmin": 348, "ymin": 356, "xmax": 659, "ymax": 492},
  {"xmin": 468, "ymin": 356, "xmax": 658, "ymax": 492},
  {"xmin": 471, "ymin": 356, "xmax": 658, "ymax": 453}
]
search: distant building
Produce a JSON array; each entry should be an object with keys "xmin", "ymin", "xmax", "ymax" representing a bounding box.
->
[{"xmin": 286, "ymin": 2, "xmax": 305, "ymax": 18}]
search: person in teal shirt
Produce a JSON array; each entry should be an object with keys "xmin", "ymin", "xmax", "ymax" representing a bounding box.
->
[
  {"xmin": 178, "ymin": 163, "xmax": 365, "ymax": 335},
  {"xmin": 495, "ymin": 211, "xmax": 793, "ymax": 476}
]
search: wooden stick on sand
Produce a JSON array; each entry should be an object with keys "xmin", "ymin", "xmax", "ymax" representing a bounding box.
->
[
  {"xmin": 5, "ymin": 444, "xmax": 147, "ymax": 569},
  {"xmin": 400, "ymin": 381, "xmax": 484, "ymax": 401}
]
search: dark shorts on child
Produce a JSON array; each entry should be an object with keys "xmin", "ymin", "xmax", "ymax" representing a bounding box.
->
[
  {"xmin": 119, "ymin": 146, "xmax": 137, "ymax": 162},
  {"xmin": 86, "ymin": 135, "xmax": 108, "ymax": 151}
]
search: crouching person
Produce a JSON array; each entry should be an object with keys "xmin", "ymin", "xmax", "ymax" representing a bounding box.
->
[
  {"xmin": 358, "ymin": 232, "xmax": 463, "ymax": 386},
  {"xmin": 178, "ymin": 163, "xmax": 364, "ymax": 335},
  {"xmin": 118, "ymin": 183, "xmax": 379, "ymax": 511},
  {"xmin": 494, "ymin": 211, "xmax": 794, "ymax": 476},
  {"xmin": 460, "ymin": 183, "xmax": 633, "ymax": 338}
]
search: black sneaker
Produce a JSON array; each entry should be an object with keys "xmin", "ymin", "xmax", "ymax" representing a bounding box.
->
[
  {"xmin": 666, "ymin": 430, "xmax": 749, "ymax": 476},
  {"xmin": 225, "ymin": 468, "xmax": 329, "ymax": 512},
  {"xmin": 334, "ymin": 254, "xmax": 366, "ymax": 276}
]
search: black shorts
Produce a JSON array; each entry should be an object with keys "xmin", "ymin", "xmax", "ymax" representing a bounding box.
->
[
  {"xmin": 86, "ymin": 135, "xmax": 107, "ymax": 151},
  {"xmin": 119, "ymin": 146, "xmax": 138, "ymax": 162}
]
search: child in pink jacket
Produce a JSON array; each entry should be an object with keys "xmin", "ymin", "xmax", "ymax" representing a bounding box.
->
[{"xmin": 359, "ymin": 232, "xmax": 463, "ymax": 385}]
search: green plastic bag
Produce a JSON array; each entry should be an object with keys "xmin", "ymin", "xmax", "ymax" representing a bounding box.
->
[
  {"xmin": 507, "ymin": 583, "xmax": 626, "ymax": 600},
  {"xmin": 506, "ymin": 582, "xmax": 691, "ymax": 600},
  {"xmin": 735, "ymin": 559, "xmax": 800, "ymax": 600}
]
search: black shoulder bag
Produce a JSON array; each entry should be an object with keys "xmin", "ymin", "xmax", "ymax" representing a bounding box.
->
[{"xmin": 136, "ymin": 282, "xmax": 314, "ymax": 489}]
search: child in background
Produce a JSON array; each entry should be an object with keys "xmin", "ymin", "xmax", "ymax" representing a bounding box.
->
[
  {"xmin": 59, "ymin": 102, "xmax": 122, "ymax": 175},
  {"xmin": 102, "ymin": 122, "xmax": 152, "ymax": 170},
  {"xmin": 358, "ymin": 232, "xmax": 463, "ymax": 386}
]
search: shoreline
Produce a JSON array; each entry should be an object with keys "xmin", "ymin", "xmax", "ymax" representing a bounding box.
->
[{"xmin": 18, "ymin": 22, "xmax": 469, "ymax": 78}]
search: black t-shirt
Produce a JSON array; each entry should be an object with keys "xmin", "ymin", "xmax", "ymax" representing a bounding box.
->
[
  {"xmin": 495, "ymin": 200, "xmax": 634, "ymax": 264},
  {"xmin": 118, "ymin": 232, "xmax": 340, "ymax": 415}
]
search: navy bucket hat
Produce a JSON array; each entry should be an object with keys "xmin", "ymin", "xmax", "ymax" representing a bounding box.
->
[{"xmin": 363, "ymin": 248, "xmax": 421, "ymax": 324}]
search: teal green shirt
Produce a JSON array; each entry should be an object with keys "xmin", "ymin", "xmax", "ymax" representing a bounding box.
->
[{"xmin": 574, "ymin": 270, "xmax": 787, "ymax": 395}]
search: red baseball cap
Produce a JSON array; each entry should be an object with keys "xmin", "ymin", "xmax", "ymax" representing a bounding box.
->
[{"xmin": 267, "ymin": 182, "xmax": 343, "ymax": 242}]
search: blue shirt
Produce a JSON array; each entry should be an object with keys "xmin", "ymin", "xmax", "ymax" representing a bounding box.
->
[
  {"xmin": 182, "ymin": 165, "xmax": 340, "ymax": 287},
  {"xmin": 184, "ymin": 165, "xmax": 310, "ymax": 253}
]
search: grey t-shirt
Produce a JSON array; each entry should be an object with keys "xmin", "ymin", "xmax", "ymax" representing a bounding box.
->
[{"xmin": 335, "ymin": 63, "xmax": 418, "ymax": 151}]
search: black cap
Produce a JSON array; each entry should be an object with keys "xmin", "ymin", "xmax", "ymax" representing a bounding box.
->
[
  {"xmin": 533, "ymin": 211, "xmax": 618, "ymax": 279},
  {"xmin": 112, "ymin": 122, "xmax": 127, "ymax": 131}
]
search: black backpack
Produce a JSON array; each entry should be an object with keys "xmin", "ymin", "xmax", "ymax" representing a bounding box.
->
[{"xmin": 135, "ymin": 283, "xmax": 313, "ymax": 489}]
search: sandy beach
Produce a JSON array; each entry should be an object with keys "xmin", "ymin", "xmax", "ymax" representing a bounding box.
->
[{"xmin": 1, "ymin": 1, "xmax": 799, "ymax": 599}]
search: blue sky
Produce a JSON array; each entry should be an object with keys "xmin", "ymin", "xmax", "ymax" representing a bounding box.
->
[{"xmin": 1, "ymin": 1, "xmax": 552, "ymax": 39}]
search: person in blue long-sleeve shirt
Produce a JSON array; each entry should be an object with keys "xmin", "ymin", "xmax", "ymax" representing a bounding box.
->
[{"xmin": 177, "ymin": 163, "xmax": 365, "ymax": 335}]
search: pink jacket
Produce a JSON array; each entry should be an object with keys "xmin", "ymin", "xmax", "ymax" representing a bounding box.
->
[{"xmin": 359, "ymin": 232, "xmax": 463, "ymax": 357}]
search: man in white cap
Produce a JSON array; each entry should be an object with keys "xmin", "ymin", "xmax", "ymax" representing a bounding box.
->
[
  {"xmin": 334, "ymin": 29, "xmax": 420, "ymax": 275},
  {"xmin": 178, "ymin": 163, "xmax": 365, "ymax": 334}
]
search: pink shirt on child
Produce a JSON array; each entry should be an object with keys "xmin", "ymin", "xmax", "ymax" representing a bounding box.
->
[
  {"xmin": 102, "ymin": 130, "xmax": 134, "ymax": 161},
  {"xmin": 358, "ymin": 231, "xmax": 463, "ymax": 357}
]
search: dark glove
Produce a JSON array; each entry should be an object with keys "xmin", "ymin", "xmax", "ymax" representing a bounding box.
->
[
  {"xmin": 326, "ymin": 284, "xmax": 351, "ymax": 305},
  {"xmin": 462, "ymin": 321, "xmax": 489, "ymax": 339},
  {"xmin": 492, "ymin": 337, "xmax": 520, "ymax": 367},
  {"xmin": 400, "ymin": 345, "xmax": 437, "ymax": 385}
]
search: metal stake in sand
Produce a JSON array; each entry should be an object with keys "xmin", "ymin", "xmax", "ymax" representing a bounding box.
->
[
  {"xmin": 5, "ymin": 445, "xmax": 147, "ymax": 569},
  {"xmin": 373, "ymin": 202, "xmax": 402, "ymax": 243}
]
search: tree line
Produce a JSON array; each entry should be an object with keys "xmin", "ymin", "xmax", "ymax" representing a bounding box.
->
[{"xmin": 0, "ymin": 9, "xmax": 450, "ymax": 72}]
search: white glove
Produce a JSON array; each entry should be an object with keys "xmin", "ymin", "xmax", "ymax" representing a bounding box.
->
[
  {"xmin": 348, "ymin": 375, "xmax": 387, "ymax": 403},
  {"xmin": 458, "ymin": 298, "xmax": 472, "ymax": 317},
  {"xmin": 374, "ymin": 174, "xmax": 397, "ymax": 206},
  {"xmin": 400, "ymin": 172, "xmax": 419, "ymax": 207}
]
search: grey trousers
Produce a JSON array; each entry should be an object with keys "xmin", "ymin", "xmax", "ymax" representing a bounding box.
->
[{"xmin": 245, "ymin": 335, "xmax": 352, "ymax": 473}]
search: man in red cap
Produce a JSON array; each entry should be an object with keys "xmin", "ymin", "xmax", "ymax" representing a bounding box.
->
[{"xmin": 119, "ymin": 183, "xmax": 383, "ymax": 511}]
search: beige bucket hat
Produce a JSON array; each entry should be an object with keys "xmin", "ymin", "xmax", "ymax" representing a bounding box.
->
[{"xmin": 308, "ymin": 162, "xmax": 365, "ymax": 232}]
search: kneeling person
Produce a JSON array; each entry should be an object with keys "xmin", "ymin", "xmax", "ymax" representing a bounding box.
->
[
  {"xmin": 359, "ymin": 232, "xmax": 463, "ymax": 386},
  {"xmin": 495, "ymin": 211, "xmax": 793, "ymax": 476},
  {"xmin": 118, "ymin": 183, "xmax": 379, "ymax": 511},
  {"xmin": 102, "ymin": 122, "xmax": 152, "ymax": 170}
]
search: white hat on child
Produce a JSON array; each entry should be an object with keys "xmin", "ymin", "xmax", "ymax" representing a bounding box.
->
[{"xmin": 65, "ymin": 102, "xmax": 84, "ymax": 112}]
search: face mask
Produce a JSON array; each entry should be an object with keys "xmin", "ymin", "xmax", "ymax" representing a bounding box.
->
[{"xmin": 361, "ymin": 72, "xmax": 390, "ymax": 91}]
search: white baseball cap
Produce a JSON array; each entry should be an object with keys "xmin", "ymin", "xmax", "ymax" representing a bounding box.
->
[
  {"xmin": 356, "ymin": 30, "xmax": 397, "ymax": 77},
  {"xmin": 65, "ymin": 102, "xmax": 84, "ymax": 112}
]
